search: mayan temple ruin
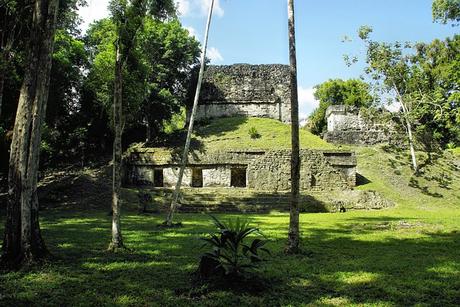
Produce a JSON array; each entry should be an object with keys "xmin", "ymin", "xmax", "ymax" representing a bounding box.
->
[{"xmin": 124, "ymin": 64, "xmax": 392, "ymax": 212}]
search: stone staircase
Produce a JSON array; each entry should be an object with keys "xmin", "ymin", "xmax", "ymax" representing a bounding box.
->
[{"xmin": 140, "ymin": 188, "xmax": 328, "ymax": 213}]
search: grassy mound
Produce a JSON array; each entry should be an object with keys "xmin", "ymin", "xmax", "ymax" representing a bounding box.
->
[
  {"xmin": 352, "ymin": 145, "xmax": 460, "ymax": 211},
  {"xmin": 186, "ymin": 116, "xmax": 334, "ymax": 151}
]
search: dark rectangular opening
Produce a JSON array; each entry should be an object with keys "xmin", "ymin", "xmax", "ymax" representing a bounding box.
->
[
  {"xmin": 323, "ymin": 152, "xmax": 352, "ymax": 157},
  {"xmin": 192, "ymin": 168, "xmax": 203, "ymax": 187},
  {"xmin": 154, "ymin": 169, "xmax": 164, "ymax": 187},
  {"xmin": 231, "ymin": 167, "xmax": 247, "ymax": 187}
]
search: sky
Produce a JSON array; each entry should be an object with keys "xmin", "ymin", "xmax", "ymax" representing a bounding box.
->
[{"xmin": 79, "ymin": 0, "xmax": 458, "ymax": 119}]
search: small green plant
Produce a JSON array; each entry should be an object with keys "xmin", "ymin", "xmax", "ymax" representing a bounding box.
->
[
  {"xmin": 248, "ymin": 127, "xmax": 261, "ymax": 139},
  {"xmin": 199, "ymin": 215, "xmax": 270, "ymax": 279}
]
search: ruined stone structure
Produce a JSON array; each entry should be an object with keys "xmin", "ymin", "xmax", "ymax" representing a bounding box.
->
[
  {"xmin": 324, "ymin": 105, "xmax": 396, "ymax": 145},
  {"xmin": 125, "ymin": 149, "xmax": 357, "ymax": 192},
  {"xmin": 120, "ymin": 63, "xmax": 397, "ymax": 212},
  {"xmin": 189, "ymin": 64, "xmax": 292, "ymax": 123}
]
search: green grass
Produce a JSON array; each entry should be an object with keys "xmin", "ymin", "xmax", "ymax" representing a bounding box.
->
[
  {"xmin": 451, "ymin": 147, "xmax": 460, "ymax": 156},
  {"xmin": 353, "ymin": 146, "xmax": 460, "ymax": 211},
  {"xmin": 1, "ymin": 119, "xmax": 460, "ymax": 306},
  {"xmin": 0, "ymin": 209, "xmax": 459, "ymax": 306},
  {"xmin": 193, "ymin": 117, "xmax": 335, "ymax": 151}
]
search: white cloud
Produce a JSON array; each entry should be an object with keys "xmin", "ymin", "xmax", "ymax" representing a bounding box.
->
[
  {"xmin": 207, "ymin": 47, "xmax": 223, "ymax": 63},
  {"xmin": 298, "ymin": 86, "xmax": 319, "ymax": 117},
  {"xmin": 185, "ymin": 26, "xmax": 199, "ymax": 39},
  {"xmin": 199, "ymin": 0, "xmax": 224, "ymax": 17},
  {"xmin": 176, "ymin": 0, "xmax": 190, "ymax": 16},
  {"xmin": 78, "ymin": 0, "xmax": 110, "ymax": 33}
]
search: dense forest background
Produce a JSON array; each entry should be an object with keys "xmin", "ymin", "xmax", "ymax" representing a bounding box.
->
[{"xmin": 0, "ymin": 0, "xmax": 200, "ymax": 174}]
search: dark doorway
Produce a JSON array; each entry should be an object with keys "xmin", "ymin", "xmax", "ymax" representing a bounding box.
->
[
  {"xmin": 231, "ymin": 167, "xmax": 247, "ymax": 187},
  {"xmin": 310, "ymin": 174, "xmax": 317, "ymax": 187},
  {"xmin": 154, "ymin": 169, "xmax": 164, "ymax": 187},
  {"xmin": 192, "ymin": 168, "xmax": 203, "ymax": 187}
]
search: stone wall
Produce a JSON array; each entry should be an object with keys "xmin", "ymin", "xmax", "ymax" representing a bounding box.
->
[
  {"xmin": 203, "ymin": 167, "xmax": 231, "ymax": 187},
  {"xmin": 124, "ymin": 148, "xmax": 356, "ymax": 192},
  {"xmin": 189, "ymin": 64, "xmax": 291, "ymax": 123},
  {"xmin": 324, "ymin": 105, "xmax": 396, "ymax": 145},
  {"xmin": 247, "ymin": 149, "xmax": 355, "ymax": 191}
]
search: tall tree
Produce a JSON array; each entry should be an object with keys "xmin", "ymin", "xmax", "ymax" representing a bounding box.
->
[
  {"xmin": 357, "ymin": 26, "xmax": 419, "ymax": 172},
  {"xmin": 432, "ymin": 0, "xmax": 460, "ymax": 25},
  {"xmin": 165, "ymin": 0, "xmax": 214, "ymax": 226},
  {"xmin": 108, "ymin": 0, "xmax": 175, "ymax": 250},
  {"xmin": 285, "ymin": 0, "xmax": 300, "ymax": 254},
  {"xmin": 412, "ymin": 35, "xmax": 460, "ymax": 148},
  {"xmin": 0, "ymin": 1, "xmax": 32, "ymax": 121},
  {"xmin": 1, "ymin": 0, "xmax": 59, "ymax": 267}
]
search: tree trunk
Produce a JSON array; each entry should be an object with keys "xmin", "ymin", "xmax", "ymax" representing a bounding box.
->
[
  {"xmin": 145, "ymin": 117, "xmax": 151, "ymax": 143},
  {"xmin": 1, "ymin": 0, "xmax": 59, "ymax": 268},
  {"xmin": 0, "ymin": 65, "xmax": 5, "ymax": 120},
  {"xmin": 393, "ymin": 83, "xmax": 418, "ymax": 173},
  {"xmin": 401, "ymin": 102, "xmax": 418, "ymax": 173},
  {"xmin": 109, "ymin": 43, "xmax": 124, "ymax": 250},
  {"xmin": 286, "ymin": 0, "xmax": 301, "ymax": 254},
  {"xmin": 165, "ymin": 0, "xmax": 214, "ymax": 226}
]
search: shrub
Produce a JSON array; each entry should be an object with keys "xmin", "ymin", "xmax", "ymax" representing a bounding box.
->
[
  {"xmin": 248, "ymin": 127, "xmax": 261, "ymax": 139},
  {"xmin": 198, "ymin": 215, "xmax": 270, "ymax": 280}
]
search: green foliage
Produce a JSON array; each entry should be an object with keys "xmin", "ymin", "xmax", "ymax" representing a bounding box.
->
[
  {"xmin": 248, "ymin": 126, "xmax": 261, "ymax": 139},
  {"xmin": 37, "ymin": 30, "xmax": 90, "ymax": 165},
  {"xmin": 307, "ymin": 79, "xmax": 374, "ymax": 135},
  {"xmin": 432, "ymin": 0, "xmax": 460, "ymax": 25},
  {"xmin": 84, "ymin": 16, "xmax": 200, "ymax": 139},
  {"xmin": 162, "ymin": 107, "xmax": 186, "ymax": 134},
  {"xmin": 355, "ymin": 27, "xmax": 460, "ymax": 149},
  {"xmin": 412, "ymin": 35, "xmax": 460, "ymax": 147},
  {"xmin": 201, "ymin": 215, "xmax": 270, "ymax": 277}
]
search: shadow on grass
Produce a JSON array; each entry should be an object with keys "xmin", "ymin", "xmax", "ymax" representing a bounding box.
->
[
  {"xmin": 355, "ymin": 173, "xmax": 371, "ymax": 186},
  {"xmin": 1, "ymin": 212, "xmax": 459, "ymax": 306},
  {"xmin": 194, "ymin": 116, "xmax": 248, "ymax": 139},
  {"xmin": 278, "ymin": 227, "xmax": 460, "ymax": 306},
  {"xmin": 409, "ymin": 177, "xmax": 444, "ymax": 198}
]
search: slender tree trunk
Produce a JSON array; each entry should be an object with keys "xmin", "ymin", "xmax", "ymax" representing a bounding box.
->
[
  {"xmin": 286, "ymin": 0, "xmax": 301, "ymax": 254},
  {"xmin": 109, "ymin": 43, "xmax": 124, "ymax": 250},
  {"xmin": 1, "ymin": 0, "xmax": 59, "ymax": 268},
  {"xmin": 401, "ymin": 103, "xmax": 418, "ymax": 172},
  {"xmin": 165, "ymin": 0, "xmax": 214, "ymax": 226},
  {"xmin": 145, "ymin": 117, "xmax": 151, "ymax": 143},
  {"xmin": 0, "ymin": 69, "xmax": 4, "ymax": 120},
  {"xmin": 393, "ymin": 84, "xmax": 418, "ymax": 173}
]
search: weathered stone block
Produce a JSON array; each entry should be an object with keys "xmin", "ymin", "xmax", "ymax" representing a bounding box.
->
[
  {"xmin": 324, "ymin": 105, "xmax": 397, "ymax": 145},
  {"xmin": 203, "ymin": 167, "xmax": 231, "ymax": 187},
  {"xmin": 188, "ymin": 64, "xmax": 292, "ymax": 123}
]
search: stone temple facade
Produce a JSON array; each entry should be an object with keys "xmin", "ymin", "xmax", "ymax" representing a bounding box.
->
[
  {"xmin": 324, "ymin": 105, "xmax": 396, "ymax": 145},
  {"xmin": 125, "ymin": 149, "xmax": 357, "ymax": 192},
  {"xmin": 125, "ymin": 64, "xmax": 358, "ymax": 193},
  {"xmin": 188, "ymin": 64, "xmax": 292, "ymax": 123}
]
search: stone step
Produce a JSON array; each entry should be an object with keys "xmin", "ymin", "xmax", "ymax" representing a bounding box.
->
[{"xmin": 139, "ymin": 188, "xmax": 331, "ymax": 213}]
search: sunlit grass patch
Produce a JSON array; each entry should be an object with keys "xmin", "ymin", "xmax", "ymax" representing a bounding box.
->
[{"xmin": 0, "ymin": 209, "xmax": 459, "ymax": 306}]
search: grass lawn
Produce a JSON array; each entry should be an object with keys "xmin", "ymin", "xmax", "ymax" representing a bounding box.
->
[
  {"xmin": 1, "ymin": 119, "xmax": 459, "ymax": 306},
  {"xmin": 1, "ymin": 207, "xmax": 459, "ymax": 306},
  {"xmin": 193, "ymin": 117, "xmax": 335, "ymax": 151},
  {"xmin": 143, "ymin": 117, "xmax": 335, "ymax": 152}
]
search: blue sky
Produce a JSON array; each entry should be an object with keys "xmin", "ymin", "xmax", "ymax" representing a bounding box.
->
[{"xmin": 79, "ymin": 0, "xmax": 458, "ymax": 118}]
